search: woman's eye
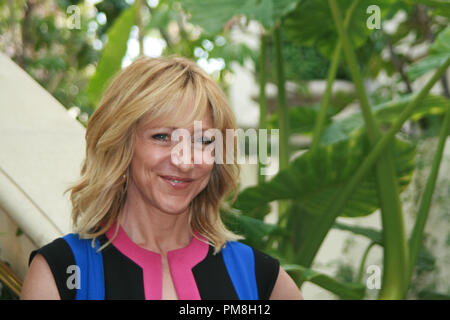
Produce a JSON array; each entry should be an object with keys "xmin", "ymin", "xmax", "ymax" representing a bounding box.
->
[
  {"xmin": 197, "ymin": 136, "xmax": 214, "ymax": 145},
  {"xmin": 152, "ymin": 133, "xmax": 170, "ymax": 142}
]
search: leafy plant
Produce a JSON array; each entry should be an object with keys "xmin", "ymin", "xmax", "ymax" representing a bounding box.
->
[
  {"xmin": 183, "ymin": 0, "xmax": 450, "ymax": 299},
  {"xmin": 86, "ymin": 2, "xmax": 137, "ymax": 106}
]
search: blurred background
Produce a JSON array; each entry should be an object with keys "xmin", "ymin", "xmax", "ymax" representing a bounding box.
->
[{"xmin": 0, "ymin": 0, "xmax": 449, "ymax": 300}]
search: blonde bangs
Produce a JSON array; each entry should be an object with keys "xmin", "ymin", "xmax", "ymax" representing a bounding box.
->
[{"xmin": 138, "ymin": 71, "xmax": 209, "ymax": 130}]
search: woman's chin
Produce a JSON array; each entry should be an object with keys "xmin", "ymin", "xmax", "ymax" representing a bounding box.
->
[{"xmin": 158, "ymin": 200, "xmax": 191, "ymax": 216}]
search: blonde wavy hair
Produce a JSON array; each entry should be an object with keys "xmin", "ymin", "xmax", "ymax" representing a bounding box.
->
[{"xmin": 64, "ymin": 55, "xmax": 242, "ymax": 253}]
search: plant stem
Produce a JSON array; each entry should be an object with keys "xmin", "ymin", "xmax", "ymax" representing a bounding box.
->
[
  {"xmin": 357, "ymin": 242, "xmax": 377, "ymax": 283},
  {"xmin": 311, "ymin": 41, "xmax": 341, "ymax": 152},
  {"xmin": 329, "ymin": 0, "xmax": 409, "ymax": 299},
  {"xmin": 273, "ymin": 21, "xmax": 290, "ymax": 221},
  {"xmin": 273, "ymin": 22, "xmax": 289, "ymax": 171},
  {"xmin": 407, "ymin": 97, "xmax": 450, "ymax": 292},
  {"xmin": 311, "ymin": 0, "xmax": 359, "ymax": 151},
  {"xmin": 258, "ymin": 33, "xmax": 268, "ymax": 185}
]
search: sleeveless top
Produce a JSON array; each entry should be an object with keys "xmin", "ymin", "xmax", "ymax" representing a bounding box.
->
[{"xmin": 28, "ymin": 223, "xmax": 279, "ymax": 300}]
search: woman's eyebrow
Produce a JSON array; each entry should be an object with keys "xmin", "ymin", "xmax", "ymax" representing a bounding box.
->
[
  {"xmin": 144, "ymin": 126, "xmax": 174, "ymax": 131},
  {"xmin": 145, "ymin": 125, "xmax": 213, "ymax": 132},
  {"xmin": 172, "ymin": 126, "xmax": 214, "ymax": 132}
]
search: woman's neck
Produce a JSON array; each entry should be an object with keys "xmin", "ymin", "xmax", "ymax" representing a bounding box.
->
[{"xmin": 118, "ymin": 191, "xmax": 192, "ymax": 256}]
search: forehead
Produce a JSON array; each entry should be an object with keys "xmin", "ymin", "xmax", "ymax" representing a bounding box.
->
[{"xmin": 138, "ymin": 104, "xmax": 213, "ymax": 131}]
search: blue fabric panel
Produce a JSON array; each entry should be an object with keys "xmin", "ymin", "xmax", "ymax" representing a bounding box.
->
[
  {"xmin": 63, "ymin": 234, "xmax": 105, "ymax": 300},
  {"xmin": 221, "ymin": 241, "xmax": 258, "ymax": 300}
]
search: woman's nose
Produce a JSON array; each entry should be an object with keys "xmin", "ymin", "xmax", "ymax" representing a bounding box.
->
[{"xmin": 170, "ymin": 139, "xmax": 194, "ymax": 171}]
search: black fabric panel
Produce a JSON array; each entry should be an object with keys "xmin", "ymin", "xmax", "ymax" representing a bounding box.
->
[
  {"xmin": 253, "ymin": 248, "xmax": 280, "ymax": 300},
  {"xmin": 29, "ymin": 238, "xmax": 77, "ymax": 300},
  {"xmin": 98, "ymin": 235, "xmax": 145, "ymax": 300},
  {"xmin": 192, "ymin": 245, "xmax": 239, "ymax": 300}
]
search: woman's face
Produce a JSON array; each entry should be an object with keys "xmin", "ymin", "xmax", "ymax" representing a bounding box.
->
[{"xmin": 127, "ymin": 106, "xmax": 216, "ymax": 216}]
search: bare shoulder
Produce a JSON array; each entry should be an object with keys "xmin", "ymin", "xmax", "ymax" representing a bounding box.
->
[
  {"xmin": 20, "ymin": 253, "xmax": 60, "ymax": 300},
  {"xmin": 269, "ymin": 267, "xmax": 303, "ymax": 300}
]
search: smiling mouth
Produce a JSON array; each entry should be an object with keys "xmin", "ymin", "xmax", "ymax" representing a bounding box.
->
[
  {"xmin": 160, "ymin": 175, "xmax": 193, "ymax": 183},
  {"xmin": 160, "ymin": 175, "xmax": 194, "ymax": 189}
]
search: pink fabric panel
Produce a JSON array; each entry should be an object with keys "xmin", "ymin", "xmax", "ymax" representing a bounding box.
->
[
  {"xmin": 106, "ymin": 223, "xmax": 162, "ymax": 300},
  {"xmin": 105, "ymin": 223, "xmax": 209, "ymax": 300},
  {"xmin": 167, "ymin": 233, "xmax": 209, "ymax": 300}
]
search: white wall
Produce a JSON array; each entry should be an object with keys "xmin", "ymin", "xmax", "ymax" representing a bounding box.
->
[{"xmin": 0, "ymin": 53, "xmax": 85, "ymax": 279}]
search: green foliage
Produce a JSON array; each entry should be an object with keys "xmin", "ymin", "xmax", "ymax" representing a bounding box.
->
[
  {"xmin": 321, "ymin": 94, "xmax": 450, "ymax": 145},
  {"xmin": 95, "ymin": 0, "xmax": 131, "ymax": 34},
  {"xmin": 86, "ymin": 3, "xmax": 137, "ymax": 107},
  {"xmin": 0, "ymin": 0, "xmax": 100, "ymax": 116},
  {"xmin": 265, "ymin": 36, "xmax": 332, "ymax": 83},
  {"xmin": 407, "ymin": 0, "xmax": 450, "ymax": 18},
  {"xmin": 283, "ymin": 263, "xmax": 366, "ymax": 299},
  {"xmin": 221, "ymin": 208, "xmax": 282, "ymax": 249},
  {"xmin": 234, "ymin": 133, "xmax": 415, "ymax": 218},
  {"xmin": 283, "ymin": 0, "xmax": 395, "ymax": 58},
  {"xmin": 181, "ymin": 0, "xmax": 299, "ymax": 35},
  {"xmin": 268, "ymin": 105, "xmax": 336, "ymax": 135},
  {"xmin": 408, "ymin": 26, "xmax": 450, "ymax": 81},
  {"xmin": 333, "ymin": 221, "xmax": 383, "ymax": 245}
]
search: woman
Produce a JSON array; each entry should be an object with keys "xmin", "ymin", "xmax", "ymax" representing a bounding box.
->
[{"xmin": 21, "ymin": 56, "xmax": 303, "ymax": 300}]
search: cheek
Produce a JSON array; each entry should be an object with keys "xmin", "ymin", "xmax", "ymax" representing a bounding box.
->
[
  {"xmin": 197, "ymin": 164, "xmax": 214, "ymax": 186},
  {"xmin": 130, "ymin": 145, "xmax": 168, "ymax": 184},
  {"xmin": 203, "ymin": 163, "xmax": 215, "ymax": 176},
  {"xmin": 200, "ymin": 146, "xmax": 217, "ymax": 166},
  {"xmin": 137, "ymin": 144, "xmax": 166, "ymax": 168}
]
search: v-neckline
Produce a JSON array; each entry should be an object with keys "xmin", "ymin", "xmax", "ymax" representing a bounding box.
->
[
  {"xmin": 106, "ymin": 221, "xmax": 198, "ymax": 256},
  {"xmin": 104, "ymin": 222, "xmax": 210, "ymax": 300}
]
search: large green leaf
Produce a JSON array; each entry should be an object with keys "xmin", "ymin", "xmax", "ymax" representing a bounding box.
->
[
  {"xmin": 333, "ymin": 221, "xmax": 383, "ymax": 245},
  {"xmin": 233, "ymin": 132, "xmax": 416, "ymax": 218},
  {"xmin": 267, "ymin": 104, "xmax": 336, "ymax": 135},
  {"xmin": 283, "ymin": 263, "xmax": 366, "ymax": 299},
  {"xmin": 221, "ymin": 208, "xmax": 283, "ymax": 249},
  {"xmin": 86, "ymin": 3, "xmax": 137, "ymax": 106},
  {"xmin": 408, "ymin": 26, "xmax": 450, "ymax": 81},
  {"xmin": 320, "ymin": 94, "xmax": 450, "ymax": 145},
  {"xmin": 181, "ymin": 0, "xmax": 299, "ymax": 35},
  {"xmin": 283, "ymin": 201, "xmax": 321, "ymax": 257},
  {"xmin": 284, "ymin": 0, "xmax": 395, "ymax": 57}
]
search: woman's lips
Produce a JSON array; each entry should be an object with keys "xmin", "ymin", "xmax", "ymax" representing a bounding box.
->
[{"xmin": 160, "ymin": 175, "xmax": 193, "ymax": 190}]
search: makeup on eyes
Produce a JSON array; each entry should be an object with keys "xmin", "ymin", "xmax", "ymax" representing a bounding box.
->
[{"xmin": 150, "ymin": 128, "xmax": 215, "ymax": 145}]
